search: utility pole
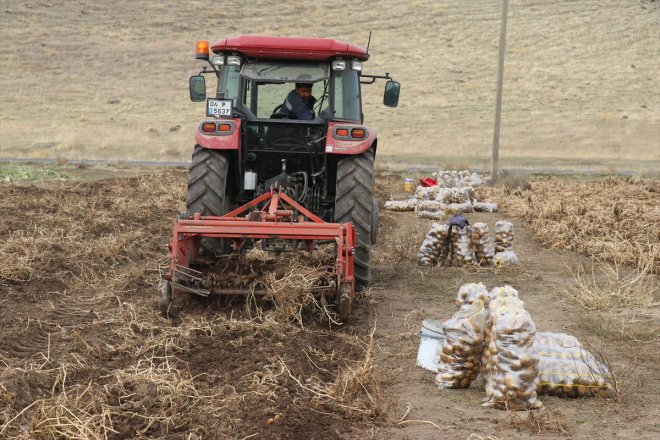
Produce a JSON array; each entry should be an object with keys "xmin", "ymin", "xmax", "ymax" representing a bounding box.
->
[{"xmin": 491, "ymin": 0, "xmax": 509, "ymax": 182}]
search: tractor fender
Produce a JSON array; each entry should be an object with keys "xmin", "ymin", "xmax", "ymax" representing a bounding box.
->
[
  {"xmin": 194, "ymin": 118, "xmax": 242, "ymax": 151},
  {"xmin": 324, "ymin": 121, "xmax": 377, "ymax": 156}
]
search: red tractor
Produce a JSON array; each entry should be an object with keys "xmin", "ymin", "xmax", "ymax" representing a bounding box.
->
[{"xmin": 159, "ymin": 36, "xmax": 399, "ymax": 320}]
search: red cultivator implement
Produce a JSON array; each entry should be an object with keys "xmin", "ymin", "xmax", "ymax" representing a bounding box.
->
[{"xmin": 159, "ymin": 187, "xmax": 357, "ymax": 320}]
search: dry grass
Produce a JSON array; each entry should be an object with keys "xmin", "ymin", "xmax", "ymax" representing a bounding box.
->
[
  {"xmin": 280, "ymin": 322, "xmax": 385, "ymax": 418},
  {"xmin": 377, "ymin": 218, "xmax": 430, "ymax": 264},
  {"xmin": 2, "ymin": 1, "xmax": 659, "ymax": 164},
  {"xmin": 504, "ymin": 408, "xmax": 568, "ymax": 435},
  {"xmin": 581, "ymin": 341, "xmax": 644, "ymax": 404},
  {"xmin": 478, "ymin": 177, "xmax": 660, "ymax": 273},
  {"xmin": 565, "ymin": 256, "xmax": 656, "ymax": 311},
  {"xmin": 0, "ymin": 171, "xmax": 187, "ymax": 288},
  {"xmin": 263, "ymin": 262, "xmax": 340, "ymax": 327}
]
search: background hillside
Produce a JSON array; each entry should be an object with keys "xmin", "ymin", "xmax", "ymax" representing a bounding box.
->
[{"xmin": 1, "ymin": 0, "xmax": 658, "ymax": 170}]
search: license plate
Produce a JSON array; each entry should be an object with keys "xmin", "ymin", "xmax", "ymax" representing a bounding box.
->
[{"xmin": 206, "ymin": 99, "xmax": 232, "ymax": 117}]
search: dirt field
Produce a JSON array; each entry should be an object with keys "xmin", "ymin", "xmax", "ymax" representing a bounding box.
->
[
  {"xmin": 1, "ymin": 0, "xmax": 658, "ymax": 170},
  {"xmin": 1, "ymin": 168, "xmax": 658, "ymax": 439}
]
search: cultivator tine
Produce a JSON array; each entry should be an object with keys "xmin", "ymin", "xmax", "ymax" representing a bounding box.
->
[
  {"xmin": 174, "ymin": 264, "xmax": 204, "ymax": 281},
  {"xmin": 172, "ymin": 281, "xmax": 210, "ymax": 297}
]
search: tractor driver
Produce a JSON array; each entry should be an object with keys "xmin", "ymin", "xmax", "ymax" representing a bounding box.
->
[{"xmin": 278, "ymin": 82, "xmax": 317, "ymax": 120}]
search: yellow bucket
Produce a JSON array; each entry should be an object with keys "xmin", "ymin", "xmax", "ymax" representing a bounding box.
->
[{"xmin": 404, "ymin": 178, "xmax": 415, "ymax": 192}]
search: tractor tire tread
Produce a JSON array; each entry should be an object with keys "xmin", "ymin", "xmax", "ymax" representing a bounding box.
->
[{"xmin": 335, "ymin": 150, "xmax": 375, "ymax": 289}]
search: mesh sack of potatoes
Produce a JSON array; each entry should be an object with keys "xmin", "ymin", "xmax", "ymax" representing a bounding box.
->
[
  {"xmin": 494, "ymin": 220, "xmax": 514, "ymax": 253},
  {"xmin": 415, "ymin": 200, "xmax": 446, "ymax": 212},
  {"xmin": 481, "ymin": 294, "xmax": 525, "ymax": 397},
  {"xmin": 473, "ymin": 201, "xmax": 498, "ymax": 212},
  {"xmin": 435, "ymin": 188, "xmax": 452, "ymax": 204},
  {"xmin": 455, "ymin": 282, "xmax": 491, "ymax": 306},
  {"xmin": 417, "ymin": 210, "xmax": 445, "ymax": 220},
  {"xmin": 493, "ymin": 250, "xmax": 519, "ymax": 267},
  {"xmin": 484, "ymin": 301, "xmax": 543, "ymax": 410},
  {"xmin": 446, "ymin": 202, "xmax": 474, "ymax": 214},
  {"xmin": 536, "ymin": 354, "xmax": 614, "ymax": 398},
  {"xmin": 448, "ymin": 187, "xmax": 472, "ymax": 204},
  {"xmin": 488, "ymin": 285, "xmax": 520, "ymax": 301},
  {"xmin": 417, "ymin": 223, "xmax": 449, "ymax": 266},
  {"xmin": 534, "ymin": 331, "xmax": 580, "ymax": 348},
  {"xmin": 414, "ymin": 185, "xmax": 439, "ymax": 200},
  {"xmin": 471, "ymin": 222, "xmax": 495, "ymax": 266},
  {"xmin": 435, "ymin": 300, "xmax": 488, "ymax": 389},
  {"xmin": 450, "ymin": 225, "xmax": 474, "ymax": 265},
  {"xmin": 384, "ymin": 198, "xmax": 418, "ymax": 212}
]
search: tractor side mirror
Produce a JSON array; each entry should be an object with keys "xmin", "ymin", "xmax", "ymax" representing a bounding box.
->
[
  {"xmin": 189, "ymin": 75, "xmax": 206, "ymax": 102},
  {"xmin": 383, "ymin": 80, "xmax": 400, "ymax": 108}
]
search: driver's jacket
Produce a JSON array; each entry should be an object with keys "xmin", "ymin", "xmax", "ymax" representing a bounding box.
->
[{"xmin": 278, "ymin": 90, "xmax": 317, "ymax": 120}]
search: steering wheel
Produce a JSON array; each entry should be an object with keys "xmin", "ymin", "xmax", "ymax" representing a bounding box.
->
[{"xmin": 270, "ymin": 104, "xmax": 289, "ymax": 119}]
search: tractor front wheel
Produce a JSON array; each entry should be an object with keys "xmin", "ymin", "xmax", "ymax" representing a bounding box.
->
[{"xmin": 334, "ymin": 150, "xmax": 375, "ymax": 290}]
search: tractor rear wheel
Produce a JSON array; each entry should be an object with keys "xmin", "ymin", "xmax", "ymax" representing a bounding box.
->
[
  {"xmin": 186, "ymin": 145, "xmax": 232, "ymax": 254},
  {"xmin": 334, "ymin": 150, "xmax": 375, "ymax": 290}
]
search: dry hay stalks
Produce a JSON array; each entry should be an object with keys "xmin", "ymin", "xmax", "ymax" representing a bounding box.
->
[
  {"xmin": 1, "ymin": 364, "xmax": 116, "ymax": 440},
  {"xmin": 106, "ymin": 353, "xmax": 220, "ymax": 436},
  {"xmin": 565, "ymin": 255, "xmax": 657, "ymax": 311},
  {"xmin": 92, "ymin": 296, "xmax": 277, "ymax": 358},
  {"xmin": 580, "ymin": 341, "xmax": 642, "ymax": 404},
  {"xmin": 504, "ymin": 408, "xmax": 568, "ymax": 435},
  {"xmin": 378, "ymin": 220, "xmax": 429, "ymax": 264},
  {"xmin": 477, "ymin": 177, "xmax": 659, "ymax": 274},
  {"xmin": 276, "ymin": 322, "xmax": 384, "ymax": 418},
  {"xmin": 263, "ymin": 262, "xmax": 340, "ymax": 327},
  {"xmin": 0, "ymin": 171, "xmax": 184, "ymax": 288}
]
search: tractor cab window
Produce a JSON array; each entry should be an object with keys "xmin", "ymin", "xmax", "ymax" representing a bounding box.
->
[
  {"xmin": 332, "ymin": 69, "xmax": 361, "ymax": 122},
  {"xmin": 216, "ymin": 65, "xmax": 241, "ymax": 106},
  {"xmin": 240, "ymin": 61, "xmax": 330, "ymax": 120}
]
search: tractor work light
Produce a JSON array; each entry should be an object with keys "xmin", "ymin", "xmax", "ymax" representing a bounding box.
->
[
  {"xmin": 211, "ymin": 56, "xmax": 225, "ymax": 66},
  {"xmin": 226, "ymin": 56, "xmax": 242, "ymax": 66},
  {"xmin": 351, "ymin": 61, "xmax": 362, "ymax": 72},
  {"xmin": 195, "ymin": 40, "xmax": 209, "ymax": 60},
  {"xmin": 332, "ymin": 60, "xmax": 346, "ymax": 71}
]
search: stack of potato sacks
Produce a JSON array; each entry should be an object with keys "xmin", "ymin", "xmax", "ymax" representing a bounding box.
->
[
  {"xmin": 416, "ymin": 223, "xmax": 450, "ymax": 266},
  {"xmin": 435, "ymin": 284, "xmax": 613, "ymax": 410},
  {"xmin": 471, "ymin": 222, "xmax": 495, "ymax": 265},
  {"xmin": 417, "ymin": 221, "xmax": 499, "ymax": 267},
  {"xmin": 436, "ymin": 283, "xmax": 489, "ymax": 389},
  {"xmin": 415, "ymin": 200, "xmax": 446, "ymax": 220},
  {"xmin": 493, "ymin": 220, "xmax": 519, "ymax": 266},
  {"xmin": 450, "ymin": 223, "xmax": 474, "ymax": 265},
  {"xmin": 483, "ymin": 290, "xmax": 542, "ymax": 409}
]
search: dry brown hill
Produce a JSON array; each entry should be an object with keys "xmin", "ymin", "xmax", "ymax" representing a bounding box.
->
[{"xmin": 1, "ymin": 0, "xmax": 658, "ymax": 169}]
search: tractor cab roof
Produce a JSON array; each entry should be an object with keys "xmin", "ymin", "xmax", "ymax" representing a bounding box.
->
[{"xmin": 210, "ymin": 35, "xmax": 370, "ymax": 61}]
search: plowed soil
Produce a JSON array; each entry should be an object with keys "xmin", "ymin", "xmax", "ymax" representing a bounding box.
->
[{"xmin": 1, "ymin": 169, "xmax": 658, "ymax": 439}]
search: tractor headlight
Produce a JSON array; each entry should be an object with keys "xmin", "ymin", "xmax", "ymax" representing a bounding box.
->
[
  {"xmin": 351, "ymin": 61, "xmax": 362, "ymax": 72},
  {"xmin": 226, "ymin": 56, "xmax": 242, "ymax": 66},
  {"xmin": 211, "ymin": 56, "xmax": 225, "ymax": 66},
  {"xmin": 332, "ymin": 60, "xmax": 346, "ymax": 71}
]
